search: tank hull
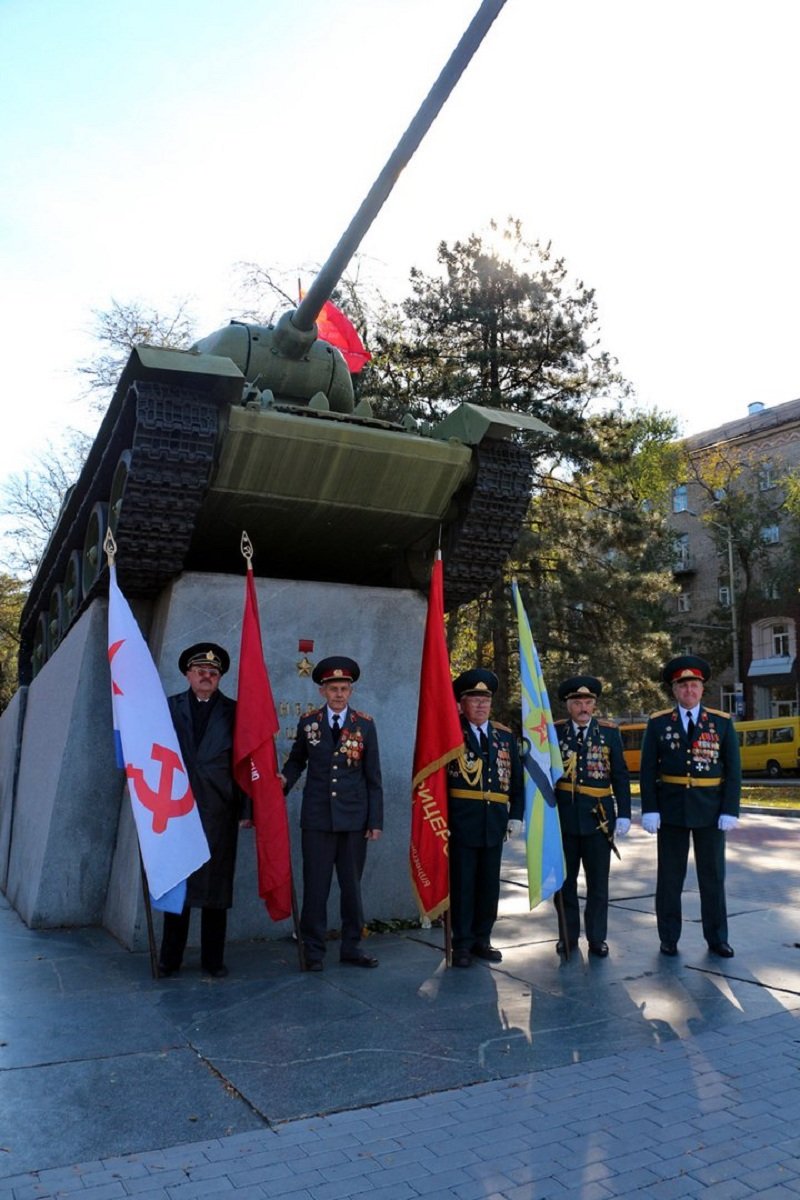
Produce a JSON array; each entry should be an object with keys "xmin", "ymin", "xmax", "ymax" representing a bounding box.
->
[{"xmin": 19, "ymin": 340, "xmax": 543, "ymax": 681}]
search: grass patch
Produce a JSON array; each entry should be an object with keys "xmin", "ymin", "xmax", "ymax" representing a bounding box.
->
[
  {"xmin": 631, "ymin": 782, "xmax": 799, "ymax": 811},
  {"xmin": 740, "ymin": 785, "xmax": 800, "ymax": 810}
]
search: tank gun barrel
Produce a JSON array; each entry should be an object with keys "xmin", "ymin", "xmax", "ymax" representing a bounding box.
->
[{"xmin": 293, "ymin": 0, "xmax": 507, "ymax": 333}]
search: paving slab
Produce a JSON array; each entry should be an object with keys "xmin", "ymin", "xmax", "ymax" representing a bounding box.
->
[{"xmin": 2, "ymin": 813, "xmax": 800, "ymax": 1193}]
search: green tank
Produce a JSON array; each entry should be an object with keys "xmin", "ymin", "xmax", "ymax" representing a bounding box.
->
[{"xmin": 18, "ymin": 0, "xmax": 551, "ymax": 680}]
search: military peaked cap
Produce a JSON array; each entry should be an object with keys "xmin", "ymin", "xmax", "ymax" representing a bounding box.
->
[
  {"xmin": 662, "ymin": 655, "xmax": 711, "ymax": 686},
  {"xmin": 558, "ymin": 675, "xmax": 602, "ymax": 702},
  {"xmin": 178, "ymin": 642, "xmax": 230, "ymax": 675},
  {"xmin": 312, "ymin": 656, "xmax": 360, "ymax": 685},
  {"xmin": 453, "ymin": 668, "xmax": 498, "ymax": 700}
]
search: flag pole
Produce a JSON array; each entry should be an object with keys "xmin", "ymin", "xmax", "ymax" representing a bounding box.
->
[
  {"xmin": 104, "ymin": 528, "xmax": 161, "ymax": 980},
  {"xmin": 553, "ymin": 889, "xmax": 571, "ymax": 961},
  {"xmin": 138, "ymin": 850, "xmax": 160, "ymax": 978}
]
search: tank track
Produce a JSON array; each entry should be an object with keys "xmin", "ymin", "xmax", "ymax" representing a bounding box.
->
[
  {"xmin": 442, "ymin": 438, "xmax": 533, "ymax": 610},
  {"xmin": 18, "ymin": 380, "xmax": 219, "ymax": 681},
  {"xmin": 113, "ymin": 382, "xmax": 219, "ymax": 597}
]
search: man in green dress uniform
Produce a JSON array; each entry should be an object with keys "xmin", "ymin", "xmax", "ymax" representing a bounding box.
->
[
  {"xmin": 640, "ymin": 655, "xmax": 741, "ymax": 958},
  {"xmin": 553, "ymin": 675, "xmax": 631, "ymax": 957}
]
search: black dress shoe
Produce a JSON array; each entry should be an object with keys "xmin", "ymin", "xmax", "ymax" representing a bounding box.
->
[
  {"xmin": 306, "ymin": 960, "xmax": 323, "ymax": 972},
  {"xmin": 709, "ymin": 942, "xmax": 735, "ymax": 958},
  {"xmin": 471, "ymin": 943, "xmax": 502, "ymax": 962},
  {"xmin": 157, "ymin": 963, "xmax": 178, "ymax": 978},
  {"xmin": 452, "ymin": 951, "xmax": 472, "ymax": 967},
  {"xmin": 340, "ymin": 953, "xmax": 379, "ymax": 968},
  {"xmin": 660, "ymin": 941, "xmax": 678, "ymax": 956},
  {"xmin": 588, "ymin": 942, "xmax": 609, "ymax": 957},
  {"xmin": 556, "ymin": 940, "xmax": 578, "ymax": 955},
  {"xmin": 203, "ymin": 965, "xmax": 229, "ymax": 978}
]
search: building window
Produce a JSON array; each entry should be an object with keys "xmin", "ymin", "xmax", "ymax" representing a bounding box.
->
[
  {"xmin": 718, "ymin": 585, "xmax": 731, "ymax": 608},
  {"xmin": 773, "ymin": 625, "xmax": 790, "ymax": 657},
  {"xmin": 751, "ymin": 617, "xmax": 797, "ymax": 661},
  {"xmin": 679, "ymin": 643, "xmax": 693, "ymax": 656},
  {"xmin": 761, "ymin": 524, "xmax": 780, "ymax": 545},
  {"xmin": 763, "ymin": 579, "xmax": 780, "ymax": 601},
  {"xmin": 758, "ymin": 462, "xmax": 776, "ymax": 491},
  {"xmin": 672, "ymin": 484, "xmax": 688, "ymax": 513},
  {"xmin": 674, "ymin": 532, "xmax": 691, "ymax": 570},
  {"xmin": 677, "ymin": 592, "xmax": 691, "ymax": 613},
  {"xmin": 720, "ymin": 689, "xmax": 737, "ymax": 714}
]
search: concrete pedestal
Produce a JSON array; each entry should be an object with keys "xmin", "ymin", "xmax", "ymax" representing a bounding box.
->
[{"xmin": 1, "ymin": 573, "xmax": 427, "ymax": 951}]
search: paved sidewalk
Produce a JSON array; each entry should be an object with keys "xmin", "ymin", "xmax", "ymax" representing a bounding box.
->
[{"xmin": 3, "ymin": 813, "xmax": 800, "ymax": 1198}]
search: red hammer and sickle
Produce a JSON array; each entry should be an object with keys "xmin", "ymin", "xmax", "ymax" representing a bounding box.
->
[{"xmin": 127, "ymin": 744, "xmax": 194, "ymax": 834}]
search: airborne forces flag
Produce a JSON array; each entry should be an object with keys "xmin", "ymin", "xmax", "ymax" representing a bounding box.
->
[{"xmin": 512, "ymin": 580, "xmax": 566, "ymax": 908}]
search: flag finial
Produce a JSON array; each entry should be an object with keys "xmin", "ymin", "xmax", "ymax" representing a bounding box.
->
[
  {"xmin": 104, "ymin": 527, "xmax": 117, "ymax": 566},
  {"xmin": 240, "ymin": 530, "xmax": 254, "ymax": 565}
]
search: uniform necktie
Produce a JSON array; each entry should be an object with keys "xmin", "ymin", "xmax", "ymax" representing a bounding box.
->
[
  {"xmin": 332, "ymin": 714, "xmax": 341, "ymax": 743},
  {"xmin": 576, "ymin": 727, "xmax": 586, "ymax": 745},
  {"xmin": 686, "ymin": 716, "xmax": 696, "ymax": 744},
  {"xmin": 479, "ymin": 729, "xmax": 489, "ymax": 754}
]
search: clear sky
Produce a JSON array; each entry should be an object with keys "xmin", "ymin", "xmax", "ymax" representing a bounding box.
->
[{"xmin": 1, "ymin": 0, "xmax": 798, "ymax": 483}]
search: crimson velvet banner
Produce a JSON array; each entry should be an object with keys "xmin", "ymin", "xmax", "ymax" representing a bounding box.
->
[
  {"xmin": 409, "ymin": 554, "xmax": 463, "ymax": 921},
  {"xmin": 233, "ymin": 564, "xmax": 293, "ymax": 922}
]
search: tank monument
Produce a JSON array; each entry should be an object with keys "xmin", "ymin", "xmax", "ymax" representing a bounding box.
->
[{"xmin": 0, "ymin": 0, "xmax": 552, "ymax": 953}]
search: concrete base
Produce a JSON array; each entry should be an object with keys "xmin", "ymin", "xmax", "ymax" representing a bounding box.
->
[
  {"xmin": 5, "ymin": 604, "xmax": 123, "ymax": 927},
  {"xmin": 1, "ymin": 573, "xmax": 426, "ymax": 950},
  {"xmin": 0, "ymin": 686, "xmax": 26, "ymax": 893}
]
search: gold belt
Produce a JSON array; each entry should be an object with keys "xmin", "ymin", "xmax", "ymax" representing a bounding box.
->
[
  {"xmin": 556, "ymin": 781, "xmax": 612, "ymax": 798},
  {"xmin": 658, "ymin": 774, "xmax": 722, "ymax": 788},
  {"xmin": 449, "ymin": 788, "xmax": 510, "ymax": 806}
]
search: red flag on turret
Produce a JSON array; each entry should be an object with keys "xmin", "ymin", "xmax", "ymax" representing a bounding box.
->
[
  {"xmin": 409, "ymin": 553, "xmax": 463, "ymax": 921},
  {"xmin": 233, "ymin": 565, "xmax": 293, "ymax": 921},
  {"xmin": 315, "ymin": 300, "xmax": 372, "ymax": 374}
]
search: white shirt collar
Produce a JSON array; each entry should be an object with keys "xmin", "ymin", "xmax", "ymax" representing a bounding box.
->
[{"xmin": 327, "ymin": 706, "xmax": 348, "ymax": 726}]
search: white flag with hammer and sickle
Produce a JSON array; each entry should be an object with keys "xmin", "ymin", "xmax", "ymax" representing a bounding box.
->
[{"xmin": 108, "ymin": 564, "xmax": 210, "ymax": 910}]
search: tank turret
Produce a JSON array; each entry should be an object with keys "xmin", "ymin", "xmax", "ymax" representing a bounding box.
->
[{"xmin": 18, "ymin": 0, "xmax": 553, "ymax": 681}]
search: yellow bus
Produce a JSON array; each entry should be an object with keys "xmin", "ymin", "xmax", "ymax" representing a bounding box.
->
[
  {"xmin": 735, "ymin": 717, "xmax": 800, "ymax": 777},
  {"xmin": 621, "ymin": 715, "xmax": 800, "ymax": 778},
  {"xmin": 618, "ymin": 721, "xmax": 647, "ymax": 775}
]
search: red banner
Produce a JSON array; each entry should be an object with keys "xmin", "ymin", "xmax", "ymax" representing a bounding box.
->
[
  {"xmin": 233, "ymin": 566, "xmax": 293, "ymax": 921},
  {"xmin": 316, "ymin": 300, "xmax": 372, "ymax": 374},
  {"xmin": 409, "ymin": 555, "xmax": 463, "ymax": 921}
]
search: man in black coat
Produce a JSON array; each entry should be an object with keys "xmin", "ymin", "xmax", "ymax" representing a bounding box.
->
[
  {"xmin": 446, "ymin": 669, "xmax": 524, "ymax": 968},
  {"xmin": 640, "ymin": 654, "xmax": 741, "ymax": 958},
  {"xmin": 553, "ymin": 675, "xmax": 631, "ymax": 957},
  {"xmin": 158, "ymin": 643, "xmax": 249, "ymax": 979},
  {"xmin": 282, "ymin": 656, "xmax": 383, "ymax": 971}
]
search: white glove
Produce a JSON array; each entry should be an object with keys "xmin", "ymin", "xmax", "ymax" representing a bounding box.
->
[
  {"xmin": 615, "ymin": 818, "xmax": 631, "ymax": 837},
  {"xmin": 506, "ymin": 819, "xmax": 523, "ymax": 839},
  {"xmin": 642, "ymin": 812, "xmax": 661, "ymax": 835},
  {"xmin": 718, "ymin": 815, "xmax": 739, "ymax": 832}
]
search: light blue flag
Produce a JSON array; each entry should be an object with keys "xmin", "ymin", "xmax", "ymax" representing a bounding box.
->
[{"xmin": 512, "ymin": 581, "xmax": 566, "ymax": 908}]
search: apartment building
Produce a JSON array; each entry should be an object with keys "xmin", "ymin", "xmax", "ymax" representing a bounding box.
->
[{"xmin": 668, "ymin": 397, "xmax": 800, "ymax": 719}]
